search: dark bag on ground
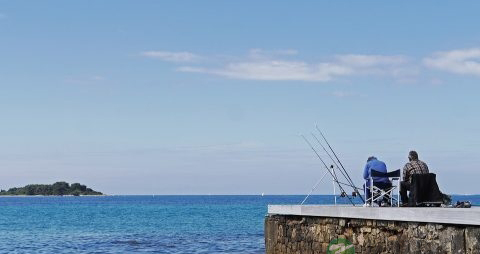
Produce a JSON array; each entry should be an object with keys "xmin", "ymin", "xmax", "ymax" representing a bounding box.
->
[{"xmin": 455, "ymin": 201, "xmax": 472, "ymax": 208}]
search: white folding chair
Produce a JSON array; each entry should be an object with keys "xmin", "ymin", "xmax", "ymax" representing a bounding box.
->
[{"xmin": 364, "ymin": 169, "xmax": 401, "ymax": 207}]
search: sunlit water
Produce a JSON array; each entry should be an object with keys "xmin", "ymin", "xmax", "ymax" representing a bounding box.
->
[{"xmin": 0, "ymin": 195, "xmax": 478, "ymax": 253}]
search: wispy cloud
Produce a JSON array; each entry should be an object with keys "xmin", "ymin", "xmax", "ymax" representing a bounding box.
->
[
  {"xmin": 248, "ymin": 48, "xmax": 298, "ymax": 59},
  {"xmin": 146, "ymin": 48, "xmax": 480, "ymax": 82},
  {"xmin": 334, "ymin": 54, "xmax": 417, "ymax": 79},
  {"xmin": 335, "ymin": 54, "xmax": 408, "ymax": 67},
  {"xmin": 0, "ymin": 13, "xmax": 6, "ymax": 19},
  {"xmin": 177, "ymin": 50, "xmax": 413, "ymax": 82},
  {"xmin": 332, "ymin": 90, "xmax": 365, "ymax": 98},
  {"xmin": 423, "ymin": 48, "xmax": 480, "ymax": 76},
  {"xmin": 91, "ymin": 75, "xmax": 106, "ymax": 81},
  {"xmin": 178, "ymin": 61, "xmax": 352, "ymax": 81},
  {"xmin": 141, "ymin": 51, "xmax": 199, "ymax": 63}
]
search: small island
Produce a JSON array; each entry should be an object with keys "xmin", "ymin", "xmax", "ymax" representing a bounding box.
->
[{"xmin": 0, "ymin": 182, "xmax": 103, "ymax": 196}]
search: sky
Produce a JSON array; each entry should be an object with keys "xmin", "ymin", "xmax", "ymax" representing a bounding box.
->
[{"xmin": 0, "ymin": 1, "xmax": 479, "ymax": 195}]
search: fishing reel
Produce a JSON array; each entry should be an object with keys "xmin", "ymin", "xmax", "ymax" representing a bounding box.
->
[
  {"xmin": 340, "ymin": 191, "xmax": 346, "ymax": 197},
  {"xmin": 340, "ymin": 191, "xmax": 358, "ymax": 198}
]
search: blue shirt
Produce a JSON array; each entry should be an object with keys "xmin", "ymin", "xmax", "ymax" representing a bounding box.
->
[{"xmin": 363, "ymin": 158, "xmax": 389, "ymax": 184}]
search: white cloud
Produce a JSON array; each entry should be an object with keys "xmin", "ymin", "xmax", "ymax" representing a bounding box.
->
[
  {"xmin": 179, "ymin": 61, "xmax": 352, "ymax": 81},
  {"xmin": 335, "ymin": 54, "xmax": 408, "ymax": 67},
  {"xmin": 332, "ymin": 91, "xmax": 349, "ymax": 98},
  {"xmin": 141, "ymin": 51, "xmax": 199, "ymax": 63},
  {"xmin": 332, "ymin": 90, "xmax": 367, "ymax": 98},
  {"xmin": 91, "ymin": 75, "xmax": 106, "ymax": 81},
  {"xmin": 335, "ymin": 54, "xmax": 417, "ymax": 79},
  {"xmin": 177, "ymin": 50, "xmax": 412, "ymax": 82},
  {"xmin": 333, "ymin": 91, "xmax": 353, "ymax": 98},
  {"xmin": 248, "ymin": 48, "xmax": 298, "ymax": 60},
  {"xmin": 423, "ymin": 48, "xmax": 480, "ymax": 76}
]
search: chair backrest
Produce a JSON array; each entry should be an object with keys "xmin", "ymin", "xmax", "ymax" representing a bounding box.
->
[
  {"xmin": 409, "ymin": 173, "xmax": 443, "ymax": 206},
  {"xmin": 371, "ymin": 169, "xmax": 400, "ymax": 178}
]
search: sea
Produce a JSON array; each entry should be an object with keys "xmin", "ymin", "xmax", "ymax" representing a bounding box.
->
[{"xmin": 0, "ymin": 195, "xmax": 478, "ymax": 253}]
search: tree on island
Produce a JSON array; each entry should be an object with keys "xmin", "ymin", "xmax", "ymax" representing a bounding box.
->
[{"xmin": 0, "ymin": 182, "xmax": 103, "ymax": 196}]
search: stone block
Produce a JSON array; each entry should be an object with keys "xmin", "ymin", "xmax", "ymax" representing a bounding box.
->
[
  {"xmin": 377, "ymin": 220, "xmax": 388, "ymax": 227},
  {"xmin": 321, "ymin": 243, "xmax": 328, "ymax": 252},
  {"xmin": 357, "ymin": 233, "xmax": 365, "ymax": 246},
  {"xmin": 415, "ymin": 226, "xmax": 427, "ymax": 239},
  {"xmin": 388, "ymin": 221, "xmax": 395, "ymax": 229},
  {"xmin": 451, "ymin": 228, "xmax": 466, "ymax": 254},
  {"xmin": 466, "ymin": 227, "xmax": 480, "ymax": 254},
  {"xmin": 360, "ymin": 227, "xmax": 371, "ymax": 233}
]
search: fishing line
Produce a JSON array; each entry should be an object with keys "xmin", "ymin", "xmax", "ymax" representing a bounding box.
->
[
  {"xmin": 311, "ymin": 133, "xmax": 357, "ymax": 189},
  {"xmin": 315, "ymin": 125, "xmax": 365, "ymax": 202},
  {"xmin": 300, "ymin": 170, "xmax": 329, "ymax": 205},
  {"xmin": 301, "ymin": 134, "xmax": 355, "ymax": 205}
]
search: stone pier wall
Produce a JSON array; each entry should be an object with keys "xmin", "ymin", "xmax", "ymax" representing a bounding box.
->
[{"xmin": 265, "ymin": 214, "xmax": 480, "ymax": 254}]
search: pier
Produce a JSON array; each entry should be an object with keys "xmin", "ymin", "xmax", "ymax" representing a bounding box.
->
[{"xmin": 265, "ymin": 205, "xmax": 480, "ymax": 253}]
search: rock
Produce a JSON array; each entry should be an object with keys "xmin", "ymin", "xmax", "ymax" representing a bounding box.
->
[
  {"xmin": 357, "ymin": 233, "xmax": 365, "ymax": 246},
  {"xmin": 451, "ymin": 229, "xmax": 466, "ymax": 254},
  {"xmin": 388, "ymin": 235, "xmax": 397, "ymax": 242},
  {"xmin": 466, "ymin": 227, "xmax": 480, "ymax": 254},
  {"xmin": 416, "ymin": 226, "xmax": 427, "ymax": 239},
  {"xmin": 360, "ymin": 227, "xmax": 371, "ymax": 233},
  {"xmin": 388, "ymin": 221, "xmax": 396, "ymax": 229},
  {"xmin": 366, "ymin": 220, "xmax": 373, "ymax": 226}
]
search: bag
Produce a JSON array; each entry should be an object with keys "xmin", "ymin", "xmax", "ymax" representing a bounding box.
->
[{"xmin": 455, "ymin": 201, "xmax": 472, "ymax": 208}]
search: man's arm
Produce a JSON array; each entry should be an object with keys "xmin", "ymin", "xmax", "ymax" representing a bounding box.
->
[
  {"xmin": 363, "ymin": 163, "xmax": 369, "ymax": 180},
  {"xmin": 402, "ymin": 164, "xmax": 409, "ymax": 182}
]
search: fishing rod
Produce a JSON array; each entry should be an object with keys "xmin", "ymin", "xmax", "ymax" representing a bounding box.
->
[
  {"xmin": 311, "ymin": 133, "xmax": 363, "ymax": 194},
  {"xmin": 329, "ymin": 178, "xmax": 362, "ymax": 190},
  {"xmin": 301, "ymin": 134, "xmax": 356, "ymax": 206},
  {"xmin": 311, "ymin": 133, "xmax": 359, "ymax": 190},
  {"xmin": 311, "ymin": 132, "xmax": 343, "ymax": 176},
  {"xmin": 315, "ymin": 126, "xmax": 356, "ymax": 186},
  {"xmin": 315, "ymin": 126, "xmax": 365, "ymax": 202}
]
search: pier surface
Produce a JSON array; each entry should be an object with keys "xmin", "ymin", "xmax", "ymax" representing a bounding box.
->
[{"xmin": 268, "ymin": 205, "xmax": 480, "ymax": 225}]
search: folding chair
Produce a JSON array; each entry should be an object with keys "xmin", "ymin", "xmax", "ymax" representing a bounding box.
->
[{"xmin": 364, "ymin": 169, "xmax": 401, "ymax": 207}]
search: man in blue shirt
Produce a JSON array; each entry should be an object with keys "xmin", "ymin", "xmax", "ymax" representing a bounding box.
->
[{"xmin": 363, "ymin": 156, "xmax": 391, "ymax": 204}]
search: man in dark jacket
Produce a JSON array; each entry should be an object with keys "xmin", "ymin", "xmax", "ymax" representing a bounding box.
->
[{"xmin": 400, "ymin": 150, "xmax": 429, "ymax": 205}]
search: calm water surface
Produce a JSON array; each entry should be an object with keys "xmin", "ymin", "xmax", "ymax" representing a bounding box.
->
[{"xmin": 0, "ymin": 195, "xmax": 478, "ymax": 253}]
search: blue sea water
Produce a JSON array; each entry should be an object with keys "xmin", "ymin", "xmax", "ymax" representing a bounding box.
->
[{"xmin": 0, "ymin": 195, "xmax": 478, "ymax": 253}]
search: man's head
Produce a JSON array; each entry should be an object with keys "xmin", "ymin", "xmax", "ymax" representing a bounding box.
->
[
  {"xmin": 408, "ymin": 150, "xmax": 418, "ymax": 161},
  {"xmin": 367, "ymin": 156, "xmax": 377, "ymax": 162}
]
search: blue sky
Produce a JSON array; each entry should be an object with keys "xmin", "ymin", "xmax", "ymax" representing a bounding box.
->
[{"xmin": 1, "ymin": 1, "xmax": 479, "ymax": 194}]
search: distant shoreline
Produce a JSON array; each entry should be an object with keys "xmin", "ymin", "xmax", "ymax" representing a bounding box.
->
[
  {"xmin": 0, "ymin": 194, "xmax": 478, "ymax": 197},
  {"xmin": 0, "ymin": 195, "xmax": 108, "ymax": 197}
]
